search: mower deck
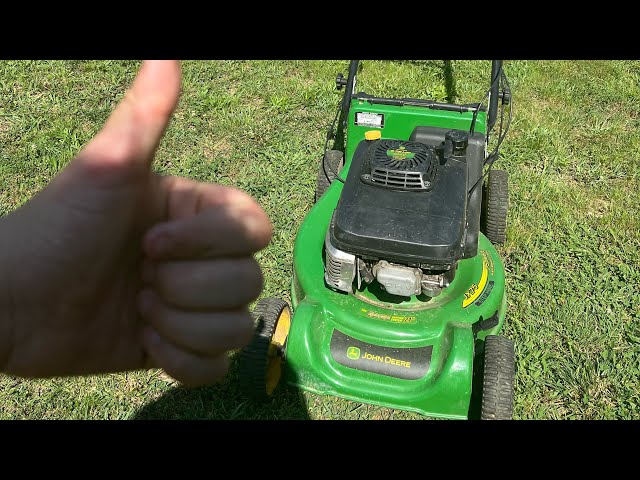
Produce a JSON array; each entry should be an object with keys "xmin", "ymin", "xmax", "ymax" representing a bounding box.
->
[{"xmin": 287, "ymin": 179, "xmax": 507, "ymax": 419}]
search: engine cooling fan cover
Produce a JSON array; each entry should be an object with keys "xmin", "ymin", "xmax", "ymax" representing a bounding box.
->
[{"xmin": 362, "ymin": 140, "xmax": 438, "ymax": 191}]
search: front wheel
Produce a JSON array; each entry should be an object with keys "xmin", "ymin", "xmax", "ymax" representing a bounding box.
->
[
  {"xmin": 238, "ymin": 298, "xmax": 292, "ymax": 402},
  {"xmin": 480, "ymin": 335, "xmax": 515, "ymax": 420}
]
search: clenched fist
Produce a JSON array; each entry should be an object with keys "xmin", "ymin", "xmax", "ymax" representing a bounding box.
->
[{"xmin": 0, "ymin": 61, "xmax": 272, "ymax": 386}]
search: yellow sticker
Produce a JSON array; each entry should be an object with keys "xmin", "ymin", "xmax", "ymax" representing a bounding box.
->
[
  {"xmin": 360, "ymin": 308, "xmax": 416, "ymax": 324},
  {"xmin": 486, "ymin": 250, "xmax": 494, "ymax": 275},
  {"xmin": 462, "ymin": 251, "xmax": 490, "ymax": 308}
]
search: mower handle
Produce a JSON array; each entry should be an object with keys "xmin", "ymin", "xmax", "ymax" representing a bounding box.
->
[
  {"xmin": 340, "ymin": 60, "xmax": 359, "ymax": 118},
  {"xmin": 488, "ymin": 60, "xmax": 502, "ymax": 132}
]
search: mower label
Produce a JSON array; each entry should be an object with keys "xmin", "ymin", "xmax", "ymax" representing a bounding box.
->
[
  {"xmin": 474, "ymin": 280, "xmax": 494, "ymax": 307},
  {"xmin": 330, "ymin": 330, "xmax": 432, "ymax": 380},
  {"xmin": 355, "ymin": 111, "xmax": 384, "ymax": 129},
  {"xmin": 347, "ymin": 346, "xmax": 361, "ymax": 360},
  {"xmin": 485, "ymin": 250, "xmax": 494, "ymax": 275},
  {"xmin": 359, "ymin": 308, "xmax": 417, "ymax": 324},
  {"xmin": 386, "ymin": 145, "xmax": 415, "ymax": 161},
  {"xmin": 462, "ymin": 250, "xmax": 490, "ymax": 308}
]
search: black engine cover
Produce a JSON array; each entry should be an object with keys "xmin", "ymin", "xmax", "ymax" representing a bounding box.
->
[{"xmin": 330, "ymin": 133, "xmax": 471, "ymax": 268}]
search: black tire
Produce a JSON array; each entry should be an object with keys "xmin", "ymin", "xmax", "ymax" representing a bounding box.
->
[
  {"xmin": 481, "ymin": 335, "xmax": 515, "ymax": 420},
  {"xmin": 483, "ymin": 169, "xmax": 509, "ymax": 245},
  {"xmin": 315, "ymin": 150, "xmax": 344, "ymax": 202},
  {"xmin": 238, "ymin": 298, "xmax": 291, "ymax": 402}
]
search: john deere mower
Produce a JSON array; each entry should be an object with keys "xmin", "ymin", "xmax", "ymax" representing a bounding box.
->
[{"xmin": 239, "ymin": 60, "xmax": 514, "ymax": 419}]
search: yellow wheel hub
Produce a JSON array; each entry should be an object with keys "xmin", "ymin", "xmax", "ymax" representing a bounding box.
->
[{"xmin": 265, "ymin": 307, "xmax": 291, "ymax": 395}]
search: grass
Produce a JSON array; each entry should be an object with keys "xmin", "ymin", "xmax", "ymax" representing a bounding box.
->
[{"xmin": 1, "ymin": 60, "xmax": 639, "ymax": 420}]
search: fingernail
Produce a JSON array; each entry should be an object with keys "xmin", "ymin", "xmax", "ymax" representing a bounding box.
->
[
  {"xmin": 243, "ymin": 211, "xmax": 272, "ymax": 248},
  {"xmin": 243, "ymin": 213, "xmax": 259, "ymax": 232},
  {"xmin": 138, "ymin": 290, "xmax": 155, "ymax": 317}
]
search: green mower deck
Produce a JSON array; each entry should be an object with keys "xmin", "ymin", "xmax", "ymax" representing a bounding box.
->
[{"xmin": 286, "ymin": 166, "xmax": 506, "ymax": 419}]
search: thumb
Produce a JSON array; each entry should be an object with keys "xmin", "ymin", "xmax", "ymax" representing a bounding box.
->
[{"xmin": 74, "ymin": 60, "xmax": 181, "ymax": 177}]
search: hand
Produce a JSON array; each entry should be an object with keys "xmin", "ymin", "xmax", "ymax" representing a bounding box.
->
[{"xmin": 0, "ymin": 61, "xmax": 272, "ymax": 386}]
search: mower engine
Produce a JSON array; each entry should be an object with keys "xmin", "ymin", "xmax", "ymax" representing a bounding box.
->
[{"xmin": 325, "ymin": 127, "xmax": 485, "ymax": 298}]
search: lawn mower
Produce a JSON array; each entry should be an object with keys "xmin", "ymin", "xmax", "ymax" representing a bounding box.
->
[{"xmin": 239, "ymin": 60, "xmax": 514, "ymax": 419}]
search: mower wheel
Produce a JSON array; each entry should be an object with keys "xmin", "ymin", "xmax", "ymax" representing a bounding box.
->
[
  {"xmin": 238, "ymin": 297, "xmax": 291, "ymax": 402},
  {"xmin": 481, "ymin": 335, "xmax": 515, "ymax": 420},
  {"xmin": 483, "ymin": 169, "xmax": 509, "ymax": 245},
  {"xmin": 315, "ymin": 150, "xmax": 344, "ymax": 202}
]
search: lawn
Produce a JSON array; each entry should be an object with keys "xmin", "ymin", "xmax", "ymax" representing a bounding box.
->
[{"xmin": 0, "ymin": 60, "xmax": 639, "ymax": 419}]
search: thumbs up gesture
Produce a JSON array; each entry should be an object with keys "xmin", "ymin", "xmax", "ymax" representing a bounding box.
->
[{"xmin": 0, "ymin": 61, "xmax": 272, "ymax": 387}]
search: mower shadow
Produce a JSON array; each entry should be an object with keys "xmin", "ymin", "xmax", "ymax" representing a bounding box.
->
[
  {"xmin": 443, "ymin": 60, "xmax": 458, "ymax": 104},
  {"xmin": 132, "ymin": 353, "xmax": 311, "ymax": 420},
  {"xmin": 400, "ymin": 60, "xmax": 458, "ymax": 103}
]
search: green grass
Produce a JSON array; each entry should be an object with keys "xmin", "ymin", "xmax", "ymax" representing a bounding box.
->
[{"xmin": 1, "ymin": 60, "xmax": 639, "ymax": 419}]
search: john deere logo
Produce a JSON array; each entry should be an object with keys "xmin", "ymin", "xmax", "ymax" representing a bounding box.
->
[
  {"xmin": 347, "ymin": 346, "xmax": 361, "ymax": 360},
  {"xmin": 386, "ymin": 145, "xmax": 415, "ymax": 161}
]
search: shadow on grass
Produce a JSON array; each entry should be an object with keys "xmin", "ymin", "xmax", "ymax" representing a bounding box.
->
[
  {"xmin": 400, "ymin": 60, "xmax": 458, "ymax": 103},
  {"xmin": 443, "ymin": 60, "xmax": 458, "ymax": 104},
  {"xmin": 132, "ymin": 354, "xmax": 310, "ymax": 420}
]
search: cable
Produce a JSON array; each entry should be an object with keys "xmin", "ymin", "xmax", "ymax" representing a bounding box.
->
[
  {"xmin": 322, "ymin": 97, "xmax": 347, "ymax": 184},
  {"xmin": 470, "ymin": 65, "xmax": 503, "ymax": 135},
  {"xmin": 483, "ymin": 69, "xmax": 512, "ymax": 168},
  {"xmin": 468, "ymin": 68, "xmax": 513, "ymax": 197}
]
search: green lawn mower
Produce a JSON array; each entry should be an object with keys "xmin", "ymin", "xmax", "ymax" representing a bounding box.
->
[{"xmin": 239, "ymin": 60, "xmax": 514, "ymax": 419}]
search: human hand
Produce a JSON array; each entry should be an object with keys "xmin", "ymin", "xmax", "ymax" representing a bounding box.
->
[{"xmin": 0, "ymin": 61, "xmax": 272, "ymax": 386}]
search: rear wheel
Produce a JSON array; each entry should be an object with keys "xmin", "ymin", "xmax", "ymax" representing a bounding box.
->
[
  {"xmin": 483, "ymin": 169, "xmax": 509, "ymax": 245},
  {"xmin": 315, "ymin": 150, "xmax": 344, "ymax": 202},
  {"xmin": 238, "ymin": 298, "xmax": 291, "ymax": 401},
  {"xmin": 481, "ymin": 335, "xmax": 515, "ymax": 420}
]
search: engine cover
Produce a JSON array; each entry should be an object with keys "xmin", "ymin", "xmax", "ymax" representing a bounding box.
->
[{"xmin": 330, "ymin": 134, "xmax": 470, "ymax": 268}]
